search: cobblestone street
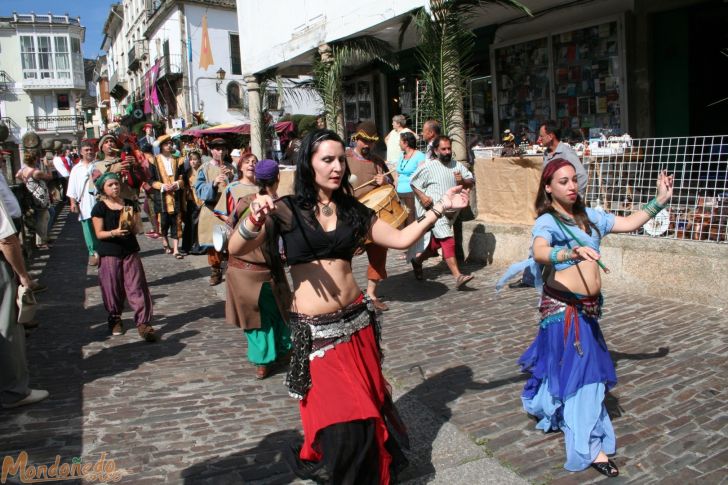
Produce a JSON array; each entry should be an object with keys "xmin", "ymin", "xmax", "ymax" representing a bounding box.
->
[{"xmin": 1, "ymin": 208, "xmax": 726, "ymax": 484}]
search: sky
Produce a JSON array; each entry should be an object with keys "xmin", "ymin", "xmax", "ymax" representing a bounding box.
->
[{"xmin": 1, "ymin": 0, "xmax": 117, "ymax": 59}]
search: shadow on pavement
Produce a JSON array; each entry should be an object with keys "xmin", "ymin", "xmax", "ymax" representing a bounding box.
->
[
  {"xmin": 605, "ymin": 346, "xmax": 670, "ymax": 419},
  {"xmin": 180, "ymin": 429, "xmax": 303, "ymax": 484},
  {"xmin": 0, "ymin": 208, "xmax": 196, "ymax": 472},
  {"xmin": 395, "ymin": 365, "xmax": 500, "ymax": 482}
]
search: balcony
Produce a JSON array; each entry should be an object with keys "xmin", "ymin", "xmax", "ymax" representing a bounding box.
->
[
  {"xmin": 0, "ymin": 117, "xmax": 20, "ymax": 132},
  {"xmin": 128, "ymin": 41, "xmax": 149, "ymax": 72},
  {"xmin": 109, "ymin": 71, "xmax": 129, "ymax": 101},
  {"xmin": 26, "ymin": 115, "xmax": 84, "ymax": 133},
  {"xmin": 157, "ymin": 54, "xmax": 183, "ymax": 82},
  {"xmin": 0, "ymin": 71, "xmax": 13, "ymax": 92}
]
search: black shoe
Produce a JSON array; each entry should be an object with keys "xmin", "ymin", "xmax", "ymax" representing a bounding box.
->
[
  {"xmin": 508, "ymin": 279, "xmax": 533, "ymax": 289},
  {"xmin": 591, "ymin": 459, "xmax": 619, "ymax": 477}
]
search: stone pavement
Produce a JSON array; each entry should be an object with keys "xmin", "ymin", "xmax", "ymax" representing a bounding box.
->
[{"xmin": 1, "ymin": 206, "xmax": 726, "ymax": 484}]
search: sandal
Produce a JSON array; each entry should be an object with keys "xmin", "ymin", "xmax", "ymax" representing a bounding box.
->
[
  {"xmin": 174, "ymin": 253, "xmax": 184, "ymax": 259},
  {"xmin": 162, "ymin": 245, "xmax": 172, "ymax": 254},
  {"xmin": 591, "ymin": 459, "xmax": 619, "ymax": 477},
  {"xmin": 410, "ymin": 258, "xmax": 424, "ymax": 280},
  {"xmin": 455, "ymin": 274, "xmax": 474, "ymax": 289}
]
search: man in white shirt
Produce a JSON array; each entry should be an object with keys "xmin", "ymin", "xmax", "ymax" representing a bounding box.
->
[
  {"xmin": 67, "ymin": 140, "xmax": 99, "ymax": 266},
  {"xmin": 0, "ymin": 196, "xmax": 49, "ymax": 408},
  {"xmin": 410, "ymin": 135, "xmax": 475, "ymax": 289},
  {"xmin": 52, "ymin": 148, "xmax": 72, "ymax": 198}
]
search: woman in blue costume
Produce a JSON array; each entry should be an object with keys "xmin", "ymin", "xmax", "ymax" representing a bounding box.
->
[{"xmin": 498, "ymin": 159, "xmax": 673, "ymax": 477}]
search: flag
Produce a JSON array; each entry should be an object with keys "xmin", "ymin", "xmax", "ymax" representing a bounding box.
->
[
  {"xmin": 143, "ymin": 69, "xmax": 152, "ymax": 114},
  {"xmin": 198, "ymin": 15, "xmax": 214, "ymax": 70},
  {"xmin": 187, "ymin": 33, "xmax": 193, "ymax": 63},
  {"xmin": 150, "ymin": 60, "xmax": 160, "ymax": 107}
]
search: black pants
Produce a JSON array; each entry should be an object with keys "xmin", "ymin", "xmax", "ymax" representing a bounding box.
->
[{"xmin": 181, "ymin": 204, "xmax": 201, "ymax": 253}]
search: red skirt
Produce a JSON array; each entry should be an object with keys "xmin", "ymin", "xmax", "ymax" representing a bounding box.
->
[{"xmin": 299, "ymin": 324, "xmax": 393, "ymax": 484}]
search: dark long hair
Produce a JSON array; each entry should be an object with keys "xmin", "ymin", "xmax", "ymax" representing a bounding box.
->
[
  {"xmin": 294, "ymin": 129, "xmax": 371, "ymax": 239},
  {"xmin": 535, "ymin": 158, "xmax": 598, "ymax": 236}
]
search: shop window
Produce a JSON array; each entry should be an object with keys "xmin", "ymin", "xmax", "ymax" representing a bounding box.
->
[
  {"xmin": 227, "ymin": 82, "xmax": 243, "ymax": 110},
  {"xmin": 492, "ymin": 20, "xmax": 625, "ymax": 138}
]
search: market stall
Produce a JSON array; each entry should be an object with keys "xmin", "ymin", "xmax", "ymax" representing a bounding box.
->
[{"xmin": 474, "ymin": 156, "xmax": 543, "ymax": 225}]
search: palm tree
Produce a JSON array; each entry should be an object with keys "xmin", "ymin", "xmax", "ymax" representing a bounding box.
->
[
  {"xmin": 312, "ymin": 36, "xmax": 399, "ymax": 137},
  {"xmin": 402, "ymin": 0, "xmax": 530, "ymax": 159}
]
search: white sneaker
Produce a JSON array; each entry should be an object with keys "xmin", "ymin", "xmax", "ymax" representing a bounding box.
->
[{"xmin": 2, "ymin": 389, "xmax": 49, "ymax": 409}]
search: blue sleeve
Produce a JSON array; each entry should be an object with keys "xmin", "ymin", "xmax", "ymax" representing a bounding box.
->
[
  {"xmin": 195, "ymin": 167, "xmax": 216, "ymax": 202},
  {"xmin": 587, "ymin": 208, "xmax": 615, "ymax": 236},
  {"xmin": 531, "ymin": 214, "xmax": 554, "ymax": 245}
]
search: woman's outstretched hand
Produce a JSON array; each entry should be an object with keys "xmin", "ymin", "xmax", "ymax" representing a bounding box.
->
[
  {"xmin": 656, "ymin": 169, "xmax": 674, "ymax": 206},
  {"xmin": 441, "ymin": 186, "xmax": 471, "ymax": 210},
  {"xmin": 250, "ymin": 194, "xmax": 277, "ymax": 224}
]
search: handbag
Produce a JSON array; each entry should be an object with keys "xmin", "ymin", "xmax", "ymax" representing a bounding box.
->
[{"xmin": 16, "ymin": 285, "xmax": 38, "ymax": 324}]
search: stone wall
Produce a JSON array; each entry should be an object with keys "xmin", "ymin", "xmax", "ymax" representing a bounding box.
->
[{"xmin": 463, "ymin": 220, "xmax": 728, "ymax": 308}]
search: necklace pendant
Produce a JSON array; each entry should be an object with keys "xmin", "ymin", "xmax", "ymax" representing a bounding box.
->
[{"xmin": 321, "ymin": 204, "xmax": 334, "ymax": 217}]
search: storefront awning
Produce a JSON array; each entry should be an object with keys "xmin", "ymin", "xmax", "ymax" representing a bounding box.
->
[{"xmin": 182, "ymin": 121, "xmax": 294, "ymax": 137}]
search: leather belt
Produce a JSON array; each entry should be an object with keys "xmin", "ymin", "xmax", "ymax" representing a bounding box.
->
[{"xmin": 228, "ymin": 258, "xmax": 269, "ymax": 271}]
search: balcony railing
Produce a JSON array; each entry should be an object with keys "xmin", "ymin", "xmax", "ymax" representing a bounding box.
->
[
  {"xmin": 157, "ymin": 54, "xmax": 183, "ymax": 81},
  {"xmin": 128, "ymin": 41, "xmax": 149, "ymax": 71},
  {"xmin": 26, "ymin": 115, "xmax": 84, "ymax": 133},
  {"xmin": 0, "ymin": 71, "xmax": 13, "ymax": 91},
  {"xmin": 0, "ymin": 116, "xmax": 20, "ymax": 132}
]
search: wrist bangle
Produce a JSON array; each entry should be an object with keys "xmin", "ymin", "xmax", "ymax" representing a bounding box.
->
[
  {"xmin": 237, "ymin": 220, "xmax": 260, "ymax": 240},
  {"xmin": 549, "ymin": 247, "xmax": 560, "ymax": 266},
  {"xmin": 643, "ymin": 197, "xmax": 666, "ymax": 218},
  {"xmin": 431, "ymin": 207, "xmax": 443, "ymax": 218}
]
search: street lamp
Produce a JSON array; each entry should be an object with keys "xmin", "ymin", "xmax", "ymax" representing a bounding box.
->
[{"xmin": 215, "ymin": 68, "xmax": 226, "ymax": 92}]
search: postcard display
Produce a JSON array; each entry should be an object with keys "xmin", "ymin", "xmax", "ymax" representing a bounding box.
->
[{"xmin": 493, "ymin": 20, "xmax": 624, "ymax": 136}]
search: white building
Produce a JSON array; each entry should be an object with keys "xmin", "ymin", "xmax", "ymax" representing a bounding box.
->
[
  {"xmin": 0, "ymin": 12, "xmax": 86, "ymax": 177},
  {"xmin": 144, "ymin": 0, "xmax": 243, "ymax": 127}
]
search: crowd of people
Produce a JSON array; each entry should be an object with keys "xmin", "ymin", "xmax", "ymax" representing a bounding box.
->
[{"xmin": 0, "ymin": 114, "xmax": 675, "ymax": 483}]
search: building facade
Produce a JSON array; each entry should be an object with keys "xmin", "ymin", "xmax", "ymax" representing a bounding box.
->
[
  {"xmin": 0, "ymin": 12, "xmax": 87, "ymax": 178},
  {"xmin": 235, "ymin": 0, "xmax": 725, "ymax": 143}
]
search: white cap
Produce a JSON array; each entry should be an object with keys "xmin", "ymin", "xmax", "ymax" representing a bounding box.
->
[{"xmin": 230, "ymin": 149, "xmax": 241, "ymax": 157}]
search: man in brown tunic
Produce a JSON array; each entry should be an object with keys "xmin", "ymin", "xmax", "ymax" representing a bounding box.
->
[{"xmin": 345, "ymin": 121, "xmax": 392, "ymax": 311}]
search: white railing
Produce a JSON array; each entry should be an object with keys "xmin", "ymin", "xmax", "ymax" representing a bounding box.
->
[{"xmin": 583, "ymin": 135, "xmax": 728, "ymax": 243}]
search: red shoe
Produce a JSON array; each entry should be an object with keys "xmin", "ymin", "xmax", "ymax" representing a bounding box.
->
[{"xmin": 145, "ymin": 231, "xmax": 160, "ymax": 239}]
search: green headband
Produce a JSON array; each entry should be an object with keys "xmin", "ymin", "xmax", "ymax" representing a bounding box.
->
[{"xmin": 95, "ymin": 171, "xmax": 121, "ymax": 193}]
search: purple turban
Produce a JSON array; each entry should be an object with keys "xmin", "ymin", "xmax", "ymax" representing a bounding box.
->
[{"xmin": 254, "ymin": 159, "xmax": 279, "ymax": 181}]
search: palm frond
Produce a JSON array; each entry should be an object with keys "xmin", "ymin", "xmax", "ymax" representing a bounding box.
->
[{"xmin": 414, "ymin": 0, "xmax": 530, "ymax": 138}]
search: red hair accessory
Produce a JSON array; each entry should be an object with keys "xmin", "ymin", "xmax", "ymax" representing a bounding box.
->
[{"xmin": 541, "ymin": 158, "xmax": 575, "ymax": 183}]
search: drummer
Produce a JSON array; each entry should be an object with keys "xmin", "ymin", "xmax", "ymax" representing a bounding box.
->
[
  {"xmin": 410, "ymin": 135, "xmax": 475, "ymax": 289},
  {"xmin": 195, "ymin": 138, "xmax": 236, "ymax": 286},
  {"xmin": 346, "ymin": 121, "xmax": 392, "ymax": 311}
]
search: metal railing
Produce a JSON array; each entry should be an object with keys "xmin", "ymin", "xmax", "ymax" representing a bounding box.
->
[
  {"xmin": 26, "ymin": 115, "xmax": 85, "ymax": 132},
  {"xmin": 0, "ymin": 116, "xmax": 20, "ymax": 132},
  {"xmin": 157, "ymin": 54, "xmax": 183, "ymax": 80},
  {"xmin": 128, "ymin": 41, "xmax": 148, "ymax": 71},
  {"xmin": 582, "ymin": 135, "xmax": 728, "ymax": 243}
]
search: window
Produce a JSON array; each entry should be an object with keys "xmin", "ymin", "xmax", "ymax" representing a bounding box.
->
[
  {"xmin": 55, "ymin": 37, "xmax": 70, "ymax": 79},
  {"xmin": 71, "ymin": 37, "xmax": 81, "ymax": 54},
  {"xmin": 229, "ymin": 33, "xmax": 241, "ymax": 75},
  {"xmin": 227, "ymin": 82, "xmax": 243, "ymax": 110},
  {"xmin": 57, "ymin": 94, "xmax": 70, "ymax": 110},
  {"xmin": 20, "ymin": 36, "xmax": 37, "ymax": 79},
  {"xmin": 38, "ymin": 36, "xmax": 53, "ymax": 78}
]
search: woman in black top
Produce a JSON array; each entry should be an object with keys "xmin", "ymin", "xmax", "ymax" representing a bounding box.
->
[
  {"xmin": 229, "ymin": 130, "xmax": 471, "ymax": 484},
  {"xmin": 91, "ymin": 172, "xmax": 156, "ymax": 342}
]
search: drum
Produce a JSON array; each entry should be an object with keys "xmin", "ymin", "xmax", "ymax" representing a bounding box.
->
[
  {"xmin": 213, "ymin": 224, "xmax": 231, "ymax": 252},
  {"xmin": 358, "ymin": 185, "xmax": 409, "ymax": 230}
]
